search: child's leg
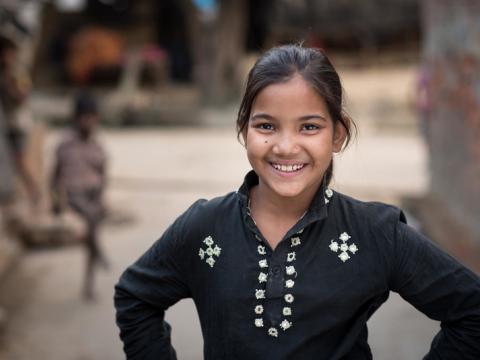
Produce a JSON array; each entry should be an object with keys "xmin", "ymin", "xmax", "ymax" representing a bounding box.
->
[
  {"xmin": 68, "ymin": 191, "xmax": 107, "ymax": 300},
  {"xmin": 81, "ymin": 218, "xmax": 96, "ymax": 300}
]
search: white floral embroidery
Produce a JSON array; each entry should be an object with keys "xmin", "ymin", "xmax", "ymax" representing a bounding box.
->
[
  {"xmin": 255, "ymin": 289, "xmax": 266, "ymax": 299},
  {"xmin": 338, "ymin": 252, "xmax": 350, "ymax": 262},
  {"xmin": 349, "ymin": 243, "xmax": 358, "ymax": 254},
  {"xmin": 255, "ymin": 305, "xmax": 264, "ymax": 314},
  {"xmin": 286, "ymin": 266, "xmax": 296, "ymax": 276},
  {"xmin": 203, "ymin": 236, "xmax": 214, "ymax": 246},
  {"xmin": 325, "ymin": 188, "xmax": 334, "ymax": 198},
  {"xmin": 268, "ymin": 327, "xmax": 278, "ymax": 337},
  {"xmin": 329, "ymin": 240, "xmax": 339, "ymax": 252},
  {"xmin": 257, "ymin": 245, "xmax": 266, "ymax": 255},
  {"xmin": 213, "ymin": 245, "xmax": 221, "ymax": 257},
  {"xmin": 291, "ymin": 237, "xmax": 301, "ymax": 247},
  {"xmin": 253, "ymin": 227, "xmax": 304, "ymax": 337},
  {"xmin": 324, "ymin": 197, "xmax": 330, "ymax": 204},
  {"xmin": 280, "ymin": 319, "xmax": 292, "ymax": 331},
  {"xmin": 330, "ymin": 232, "xmax": 359, "ymax": 262},
  {"xmin": 199, "ymin": 236, "xmax": 221, "ymax": 267},
  {"xmin": 339, "ymin": 232, "xmax": 351, "ymax": 242},
  {"xmin": 206, "ymin": 257, "xmax": 215, "ymax": 267},
  {"xmin": 258, "ymin": 272, "xmax": 268, "ymax": 283}
]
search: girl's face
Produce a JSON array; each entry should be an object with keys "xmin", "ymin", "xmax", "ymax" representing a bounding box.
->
[{"xmin": 243, "ymin": 75, "xmax": 345, "ymax": 201}]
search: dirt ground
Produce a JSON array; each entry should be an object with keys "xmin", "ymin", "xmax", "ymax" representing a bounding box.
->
[{"xmin": 0, "ymin": 64, "xmax": 444, "ymax": 360}]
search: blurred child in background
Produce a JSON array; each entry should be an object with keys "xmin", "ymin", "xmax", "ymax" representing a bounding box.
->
[{"xmin": 51, "ymin": 92, "xmax": 108, "ymax": 301}]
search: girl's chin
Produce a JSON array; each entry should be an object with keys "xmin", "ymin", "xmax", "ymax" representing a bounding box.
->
[{"xmin": 262, "ymin": 182, "xmax": 312, "ymax": 200}]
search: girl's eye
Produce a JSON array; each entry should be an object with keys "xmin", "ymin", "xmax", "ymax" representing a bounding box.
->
[
  {"xmin": 257, "ymin": 123, "xmax": 274, "ymax": 131},
  {"xmin": 302, "ymin": 124, "xmax": 320, "ymax": 131}
]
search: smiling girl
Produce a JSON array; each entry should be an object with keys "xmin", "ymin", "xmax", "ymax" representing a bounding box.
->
[{"xmin": 115, "ymin": 45, "xmax": 480, "ymax": 359}]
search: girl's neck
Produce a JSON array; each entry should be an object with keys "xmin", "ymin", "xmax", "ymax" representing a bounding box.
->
[
  {"xmin": 250, "ymin": 181, "xmax": 316, "ymax": 221},
  {"xmin": 249, "ymin": 182, "xmax": 318, "ymax": 250}
]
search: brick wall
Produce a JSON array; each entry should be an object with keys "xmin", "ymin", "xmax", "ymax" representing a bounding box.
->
[{"xmin": 422, "ymin": 0, "xmax": 480, "ymax": 240}]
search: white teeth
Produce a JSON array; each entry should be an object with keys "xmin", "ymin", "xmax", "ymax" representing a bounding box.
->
[{"xmin": 272, "ymin": 163, "xmax": 304, "ymax": 172}]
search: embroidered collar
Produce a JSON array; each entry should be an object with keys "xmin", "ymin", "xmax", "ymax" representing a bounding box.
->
[{"xmin": 236, "ymin": 170, "xmax": 329, "ymax": 232}]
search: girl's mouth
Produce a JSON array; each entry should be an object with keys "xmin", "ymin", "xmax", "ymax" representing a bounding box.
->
[{"xmin": 270, "ymin": 163, "xmax": 306, "ymax": 173}]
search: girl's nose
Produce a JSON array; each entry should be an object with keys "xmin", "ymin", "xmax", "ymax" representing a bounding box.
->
[{"xmin": 272, "ymin": 133, "xmax": 300, "ymax": 155}]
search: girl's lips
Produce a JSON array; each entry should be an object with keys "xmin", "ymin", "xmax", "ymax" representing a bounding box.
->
[
  {"xmin": 270, "ymin": 162, "xmax": 305, "ymax": 172},
  {"xmin": 269, "ymin": 162, "xmax": 307, "ymax": 177}
]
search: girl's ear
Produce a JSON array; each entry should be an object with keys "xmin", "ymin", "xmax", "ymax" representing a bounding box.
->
[{"xmin": 332, "ymin": 122, "xmax": 347, "ymax": 153}]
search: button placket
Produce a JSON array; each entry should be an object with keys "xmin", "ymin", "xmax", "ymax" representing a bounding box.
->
[
  {"xmin": 250, "ymin": 187, "xmax": 334, "ymax": 337},
  {"xmin": 252, "ymin": 229, "xmax": 304, "ymax": 338},
  {"xmin": 254, "ymin": 242, "xmax": 268, "ymax": 329}
]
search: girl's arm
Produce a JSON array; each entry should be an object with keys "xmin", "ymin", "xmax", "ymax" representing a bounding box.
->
[
  {"xmin": 114, "ymin": 220, "xmax": 191, "ymax": 360},
  {"xmin": 389, "ymin": 221, "xmax": 480, "ymax": 359}
]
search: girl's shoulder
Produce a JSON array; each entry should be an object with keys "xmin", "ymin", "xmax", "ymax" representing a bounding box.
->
[
  {"xmin": 331, "ymin": 191, "xmax": 413, "ymax": 256},
  {"xmin": 332, "ymin": 190, "xmax": 407, "ymax": 229},
  {"xmin": 181, "ymin": 191, "xmax": 239, "ymax": 217},
  {"xmin": 172, "ymin": 191, "xmax": 240, "ymax": 233}
]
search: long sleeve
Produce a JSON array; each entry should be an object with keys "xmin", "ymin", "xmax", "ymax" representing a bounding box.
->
[
  {"xmin": 389, "ymin": 220, "xmax": 480, "ymax": 359},
  {"xmin": 114, "ymin": 220, "xmax": 191, "ymax": 360}
]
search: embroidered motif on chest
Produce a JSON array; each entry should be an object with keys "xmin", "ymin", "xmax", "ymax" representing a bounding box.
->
[
  {"xmin": 198, "ymin": 236, "xmax": 221, "ymax": 268},
  {"xmin": 329, "ymin": 232, "xmax": 358, "ymax": 262}
]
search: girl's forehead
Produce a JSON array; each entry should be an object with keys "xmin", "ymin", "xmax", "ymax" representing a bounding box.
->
[{"xmin": 252, "ymin": 75, "xmax": 328, "ymax": 113}]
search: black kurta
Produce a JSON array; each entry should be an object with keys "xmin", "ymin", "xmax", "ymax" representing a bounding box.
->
[{"xmin": 114, "ymin": 171, "xmax": 480, "ymax": 359}]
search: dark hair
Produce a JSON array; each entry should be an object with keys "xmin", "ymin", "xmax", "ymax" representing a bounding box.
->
[
  {"xmin": 236, "ymin": 44, "xmax": 356, "ymax": 185},
  {"xmin": 74, "ymin": 92, "xmax": 98, "ymax": 118}
]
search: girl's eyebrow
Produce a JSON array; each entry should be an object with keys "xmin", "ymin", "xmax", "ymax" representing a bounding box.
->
[
  {"xmin": 250, "ymin": 113, "xmax": 327, "ymax": 122},
  {"xmin": 250, "ymin": 113, "xmax": 275, "ymax": 121},
  {"xmin": 299, "ymin": 115, "xmax": 328, "ymax": 122}
]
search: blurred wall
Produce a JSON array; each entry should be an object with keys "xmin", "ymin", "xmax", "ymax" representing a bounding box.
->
[
  {"xmin": 0, "ymin": 110, "xmax": 15, "ymax": 202},
  {"xmin": 423, "ymin": 0, "xmax": 480, "ymax": 241}
]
